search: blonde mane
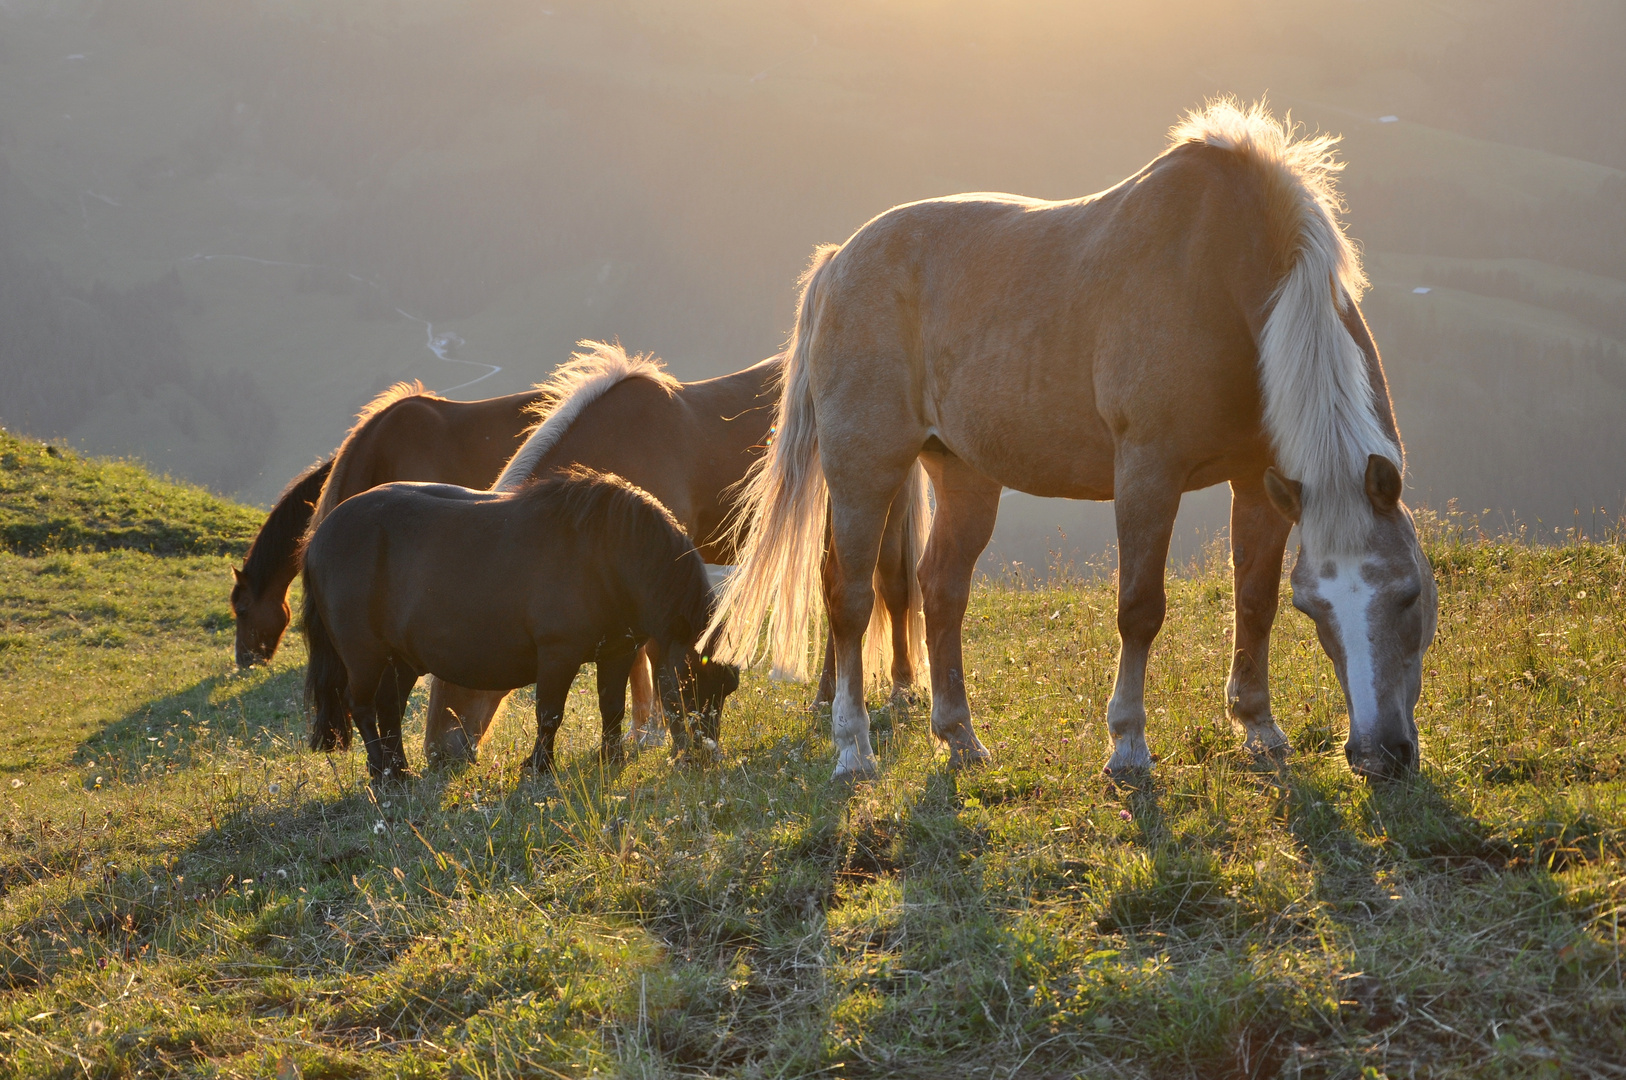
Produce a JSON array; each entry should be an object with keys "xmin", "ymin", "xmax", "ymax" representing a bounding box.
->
[
  {"xmin": 491, "ymin": 341, "xmax": 680, "ymax": 492},
  {"xmin": 1173, "ymin": 98, "xmax": 1401, "ymax": 555}
]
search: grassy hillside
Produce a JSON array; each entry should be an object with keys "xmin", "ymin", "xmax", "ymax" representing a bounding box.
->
[
  {"xmin": 1, "ymin": 447, "xmax": 1622, "ymax": 1077},
  {"xmin": 0, "ymin": 427, "xmax": 260, "ymax": 557}
]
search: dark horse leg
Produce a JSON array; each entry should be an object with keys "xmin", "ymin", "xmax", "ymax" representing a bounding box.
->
[
  {"xmin": 526, "ymin": 654, "xmax": 578, "ymax": 774},
  {"xmin": 917, "ymin": 449, "xmax": 998, "ymax": 768},
  {"xmin": 1103, "ymin": 450, "xmax": 1183, "ymax": 774},
  {"xmin": 595, "ymin": 633, "xmax": 638, "ymax": 765},
  {"xmin": 344, "ymin": 653, "xmax": 412, "ymax": 780},
  {"xmin": 816, "ymin": 491, "xmax": 918, "ymax": 707},
  {"xmin": 1227, "ymin": 475, "xmax": 1293, "ymax": 758},
  {"xmin": 371, "ymin": 657, "xmax": 417, "ymax": 780}
]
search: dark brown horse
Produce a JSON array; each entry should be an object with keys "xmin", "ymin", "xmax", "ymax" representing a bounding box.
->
[
  {"xmin": 230, "ymin": 383, "xmax": 544, "ymax": 665},
  {"xmin": 422, "ymin": 342, "xmax": 929, "ymax": 764},
  {"xmin": 303, "ymin": 471, "xmax": 731, "ymax": 779}
]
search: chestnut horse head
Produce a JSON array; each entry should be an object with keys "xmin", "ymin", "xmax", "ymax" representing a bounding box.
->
[{"xmin": 232, "ymin": 457, "xmax": 332, "ymax": 667}]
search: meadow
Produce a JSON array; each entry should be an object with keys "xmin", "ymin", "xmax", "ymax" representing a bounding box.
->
[{"xmin": 1, "ymin": 435, "xmax": 1622, "ymax": 1078}]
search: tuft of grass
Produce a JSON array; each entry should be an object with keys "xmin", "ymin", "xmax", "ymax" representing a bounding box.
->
[
  {"xmin": 0, "ymin": 494, "xmax": 1622, "ymax": 1077},
  {"xmin": 0, "ymin": 428, "xmax": 260, "ymax": 557}
]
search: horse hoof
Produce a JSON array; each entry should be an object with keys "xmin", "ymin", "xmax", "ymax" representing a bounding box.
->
[
  {"xmin": 831, "ymin": 758, "xmax": 879, "ymax": 785},
  {"xmin": 946, "ymin": 741, "xmax": 992, "ymax": 770},
  {"xmin": 523, "ymin": 755, "xmax": 555, "ymax": 775}
]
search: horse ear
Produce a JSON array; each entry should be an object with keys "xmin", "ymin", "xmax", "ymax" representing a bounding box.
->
[
  {"xmin": 1262, "ymin": 468, "xmax": 1302, "ymax": 523},
  {"xmin": 1365, "ymin": 454, "xmax": 1402, "ymax": 513},
  {"xmin": 231, "ymin": 567, "xmax": 245, "ymax": 586}
]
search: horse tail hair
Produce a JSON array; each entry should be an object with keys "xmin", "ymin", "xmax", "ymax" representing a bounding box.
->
[
  {"xmin": 493, "ymin": 340, "xmax": 679, "ymax": 492},
  {"xmin": 708, "ymin": 244, "xmax": 839, "ymax": 676},
  {"xmin": 301, "ymin": 564, "xmax": 352, "ymax": 752},
  {"xmin": 861, "ymin": 460, "xmax": 932, "ymax": 684},
  {"xmin": 309, "ymin": 381, "xmax": 436, "ymax": 530},
  {"xmin": 1171, "ymin": 97, "xmax": 1400, "ymax": 556}
]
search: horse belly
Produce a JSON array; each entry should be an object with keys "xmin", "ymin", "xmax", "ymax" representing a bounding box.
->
[{"xmin": 931, "ymin": 370, "xmax": 1117, "ymax": 500}]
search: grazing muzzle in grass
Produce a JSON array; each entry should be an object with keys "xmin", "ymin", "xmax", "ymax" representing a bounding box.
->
[{"xmin": 1269, "ymin": 455, "xmax": 1438, "ymax": 780}]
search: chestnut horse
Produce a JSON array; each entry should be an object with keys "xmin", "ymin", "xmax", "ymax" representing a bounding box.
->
[
  {"xmin": 230, "ymin": 385, "xmax": 544, "ymax": 665},
  {"xmin": 714, "ymin": 100, "xmax": 1438, "ymax": 782},
  {"xmin": 304, "ymin": 471, "xmax": 731, "ymax": 779},
  {"xmin": 423, "ymin": 341, "xmax": 930, "ymax": 764}
]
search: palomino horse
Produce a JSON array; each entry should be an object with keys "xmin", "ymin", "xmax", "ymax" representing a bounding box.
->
[
  {"xmin": 714, "ymin": 100, "xmax": 1438, "ymax": 782},
  {"xmin": 422, "ymin": 342, "xmax": 930, "ymax": 764},
  {"xmin": 303, "ymin": 470, "xmax": 734, "ymax": 778},
  {"xmin": 231, "ymin": 386, "xmax": 543, "ymax": 665}
]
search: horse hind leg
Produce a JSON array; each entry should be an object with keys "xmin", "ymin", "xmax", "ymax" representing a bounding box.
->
[
  {"xmin": 874, "ymin": 493, "xmax": 917, "ymax": 708},
  {"xmin": 424, "ymin": 677, "xmax": 507, "ymax": 765},
  {"xmin": 822, "ymin": 457, "xmax": 922, "ymax": 782},
  {"xmin": 627, "ymin": 644, "xmax": 664, "ymax": 748},
  {"xmin": 1104, "ymin": 452, "xmax": 1183, "ymax": 774},
  {"xmin": 371, "ymin": 657, "xmax": 417, "ymax": 780},
  {"xmin": 917, "ymin": 449, "xmax": 998, "ymax": 768},
  {"xmin": 1226, "ymin": 475, "xmax": 1293, "ymax": 759}
]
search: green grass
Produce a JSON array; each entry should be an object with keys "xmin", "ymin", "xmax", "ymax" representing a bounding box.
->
[
  {"xmin": 0, "ymin": 428, "xmax": 259, "ymax": 557},
  {"xmin": 1, "ymin": 448, "xmax": 1623, "ymax": 1077}
]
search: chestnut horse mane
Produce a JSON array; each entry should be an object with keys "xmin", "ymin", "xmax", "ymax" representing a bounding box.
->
[
  {"xmin": 309, "ymin": 381, "xmax": 441, "ymax": 526},
  {"xmin": 1172, "ymin": 97, "xmax": 1401, "ymax": 554},
  {"xmin": 236, "ymin": 456, "xmax": 332, "ymax": 595},
  {"xmin": 492, "ymin": 341, "xmax": 680, "ymax": 492}
]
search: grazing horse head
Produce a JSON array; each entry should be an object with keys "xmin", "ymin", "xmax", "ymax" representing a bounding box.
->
[
  {"xmin": 1265, "ymin": 455, "xmax": 1438, "ymax": 780},
  {"xmin": 231, "ymin": 566, "xmax": 289, "ymax": 668}
]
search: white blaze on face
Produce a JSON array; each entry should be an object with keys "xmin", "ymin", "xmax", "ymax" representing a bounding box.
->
[{"xmin": 1325, "ymin": 557, "xmax": 1380, "ymax": 745}]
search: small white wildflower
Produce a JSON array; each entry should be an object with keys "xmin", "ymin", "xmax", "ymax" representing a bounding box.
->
[
  {"xmin": 9, "ymin": 778, "xmax": 21, "ymax": 788},
  {"xmin": 373, "ymin": 821, "xmax": 387, "ymax": 834},
  {"xmin": 267, "ymin": 783, "xmax": 281, "ymax": 795},
  {"xmin": 277, "ymin": 868, "xmax": 288, "ymax": 879}
]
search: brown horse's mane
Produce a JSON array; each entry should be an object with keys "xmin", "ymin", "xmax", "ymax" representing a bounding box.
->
[
  {"xmin": 310, "ymin": 380, "xmax": 442, "ymax": 527},
  {"xmin": 527, "ymin": 468, "xmax": 712, "ymax": 636},
  {"xmin": 237, "ymin": 456, "xmax": 332, "ymax": 595}
]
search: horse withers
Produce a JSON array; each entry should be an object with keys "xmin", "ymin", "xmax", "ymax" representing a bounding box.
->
[
  {"xmin": 301, "ymin": 469, "xmax": 736, "ymax": 779},
  {"xmin": 714, "ymin": 99, "xmax": 1438, "ymax": 783}
]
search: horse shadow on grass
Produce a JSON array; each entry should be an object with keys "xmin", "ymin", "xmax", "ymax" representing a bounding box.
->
[{"xmin": 74, "ymin": 663, "xmax": 311, "ymax": 782}]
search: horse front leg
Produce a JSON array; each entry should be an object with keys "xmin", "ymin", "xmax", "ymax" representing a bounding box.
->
[
  {"xmin": 424, "ymin": 678, "xmax": 508, "ymax": 765},
  {"xmin": 1227, "ymin": 474, "xmax": 1293, "ymax": 759},
  {"xmin": 527, "ymin": 658, "xmax": 578, "ymax": 775},
  {"xmin": 1104, "ymin": 453, "xmax": 1182, "ymax": 774},
  {"xmin": 595, "ymin": 633, "xmax": 638, "ymax": 765},
  {"xmin": 917, "ymin": 450, "xmax": 999, "ymax": 768}
]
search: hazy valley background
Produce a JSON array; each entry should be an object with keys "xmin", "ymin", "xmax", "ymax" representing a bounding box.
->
[{"xmin": 1, "ymin": 0, "xmax": 1622, "ymax": 568}]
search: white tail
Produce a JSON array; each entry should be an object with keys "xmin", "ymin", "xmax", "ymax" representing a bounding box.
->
[
  {"xmin": 711, "ymin": 247, "xmax": 837, "ymax": 676},
  {"xmin": 711, "ymin": 246, "xmax": 931, "ymax": 684}
]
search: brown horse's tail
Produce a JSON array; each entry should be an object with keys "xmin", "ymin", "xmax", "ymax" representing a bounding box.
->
[
  {"xmin": 708, "ymin": 245, "xmax": 838, "ymax": 677},
  {"xmin": 861, "ymin": 460, "xmax": 931, "ymax": 684},
  {"xmin": 301, "ymin": 565, "xmax": 352, "ymax": 751}
]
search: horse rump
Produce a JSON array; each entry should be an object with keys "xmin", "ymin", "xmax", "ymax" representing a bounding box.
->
[{"xmin": 301, "ymin": 574, "xmax": 352, "ymax": 751}]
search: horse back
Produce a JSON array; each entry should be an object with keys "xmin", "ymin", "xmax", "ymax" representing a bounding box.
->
[
  {"xmin": 530, "ymin": 362, "xmax": 776, "ymax": 559},
  {"xmin": 818, "ymin": 144, "xmax": 1289, "ymax": 496}
]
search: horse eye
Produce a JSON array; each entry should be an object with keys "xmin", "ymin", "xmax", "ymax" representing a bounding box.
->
[{"xmin": 1397, "ymin": 585, "xmax": 1422, "ymax": 607}]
